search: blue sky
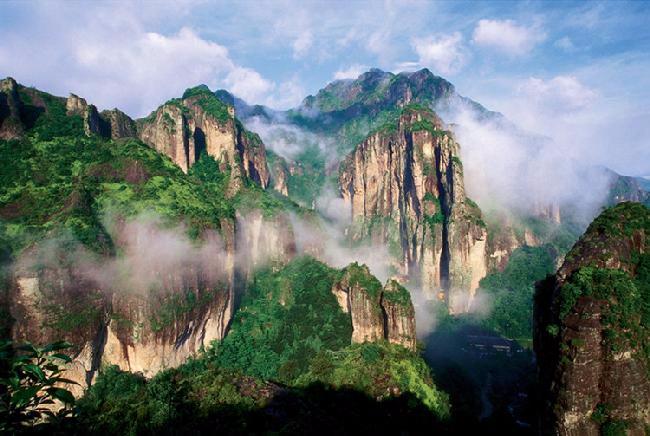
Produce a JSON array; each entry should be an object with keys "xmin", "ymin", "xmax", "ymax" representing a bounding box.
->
[{"xmin": 1, "ymin": 0, "xmax": 649, "ymax": 174}]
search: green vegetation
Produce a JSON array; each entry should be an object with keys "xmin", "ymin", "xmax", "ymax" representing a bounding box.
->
[
  {"xmin": 210, "ymin": 257, "xmax": 352, "ymax": 381},
  {"xmin": 181, "ymin": 85, "xmax": 232, "ymax": 124},
  {"xmin": 382, "ymin": 280, "xmax": 412, "ymax": 308},
  {"xmin": 423, "ymin": 193, "xmax": 445, "ymax": 231},
  {"xmin": 0, "ymin": 340, "xmax": 77, "ymax": 432},
  {"xmin": 480, "ymin": 246, "xmax": 555, "ymax": 343},
  {"xmin": 284, "ymin": 144, "xmax": 327, "ymax": 206},
  {"xmin": 72, "ymin": 258, "xmax": 449, "ymax": 433},
  {"xmin": 343, "ymin": 262, "xmax": 383, "ymax": 301},
  {"xmin": 295, "ymin": 342, "xmax": 449, "ymax": 418},
  {"xmin": 559, "ymin": 263, "xmax": 649, "ymax": 364}
]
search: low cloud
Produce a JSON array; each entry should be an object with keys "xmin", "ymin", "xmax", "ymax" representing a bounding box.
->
[
  {"xmin": 472, "ymin": 19, "xmax": 546, "ymax": 56},
  {"xmin": 333, "ymin": 64, "xmax": 368, "ymax": 81},
  {"xmin": 412, "ymin": 32, "xmax": 467, "ymax": 75}
]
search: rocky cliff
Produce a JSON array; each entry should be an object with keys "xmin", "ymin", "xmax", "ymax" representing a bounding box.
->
[
  {"xmin": 137, "ymin": 86, "xmax": 270, "ymax": 191},
  {"xmin": 339, "ymin": 105, "xmax": 487, "ymax": 313},
  {"xmin": 534, "ymin": 202, "xmax": 650, "ymax": 435},
  {"xmin": 0, "ymin": 77, "xmax": 25, "ymax": 139},
  {"xmin": 8, "ymin": 217, "xmax": 238, "ymax": 394},
  {"xmin": 331, "ymin": 263, "xmax": 416, "ymax": 350}
]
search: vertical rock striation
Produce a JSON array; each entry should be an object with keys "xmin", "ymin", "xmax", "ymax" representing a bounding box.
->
[
  {"xmin": 331, "ymin": 263, "xmax": 417, "ymax": 350},
  {"xmin": 339, "ymin": 106, "xmax": 487, "ymax": 313},
  {"xmin": 137, "ymin": 86, "xmax": 270, "ymax": 192},
  {"xmin": 534, "ymin": 203, "xmax": 650, "ymax": 435}
]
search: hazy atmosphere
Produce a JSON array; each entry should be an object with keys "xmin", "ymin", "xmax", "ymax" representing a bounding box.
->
[{"xmin": 1, "ymin": 1, "xmax": 649, "ymax": 434}]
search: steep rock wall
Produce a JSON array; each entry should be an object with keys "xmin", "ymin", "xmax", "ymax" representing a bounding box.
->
[
  {"xmin": 331, "ymin": 263, "xmax": 417, "ymax": 350},
  {"xmin": 534, "ymin": 203, "xmax": 650, "ymax": 435},
  {"xmin": 137, "ymin": 90, "xmax": 270, "ymax": 192},
  {"xmin": 339, "ymin": 107, "xmax": 487, "ymax": 313},
  {"xmin": 8, "ymin": 218, "xmax": 238, "ymax": 392}
]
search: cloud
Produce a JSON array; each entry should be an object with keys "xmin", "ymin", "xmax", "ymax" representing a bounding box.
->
[
  {"xmin": 411, "ymin": 32, "xmax": 467, "ymax": 75},
  {"xmin": 333, "ymin": 64, "xmax": 368, "ymax": 80},
  {"xmin": 472, "ymin": 19, "xmax": 546, "ymax": 55},
  {"xmin": 554, "ymin": 36, "xmax": 575, "ymax": 52},
  {"xmin": 0, "ymin": 3, "xmax": 288, "ymax": 116},
  {"xmin": 223, "ymin": 66, "xmax": 275, "ymax": 104},
  {"xmin": 292, "ymin": 31, "xmax": 314, "ymax": 59},
  {"xmin": 516, "ymin": 75, "xmax": 597, "ymax": 112}
]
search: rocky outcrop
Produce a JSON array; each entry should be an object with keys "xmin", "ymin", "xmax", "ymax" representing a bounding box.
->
[
  {"xmin": 8, "ymin": 218, "xmax": 238, "ymax": 392},
  {"xmin": 137, "ymin": 87, "xmax": 270, "ymax": 191},
  {"xmin": 534, "ymin": 202, "xmax": 650, "ymax": 435},
  {"xmin": 331, "ymin": 263, "xmax": 417, "ymax": 350},
  {"xmin": 381, "ymin": 279, "xmax": 417, "ymax": 350},
  {"xmin": 100, "ymin": 108, "xmax": 137, "ymax": 139},
  {"xmin": 236, "ymin": 211, "xmax": 296, "ymax": 278},
  {"xmin": 0, "ymin": 77, "xmax": 25, "ymax": 139},
  {"xmin": 65, "ymin": 94, "xmax": 108, "ymax": 137},
  {"xmin": 339, "ymin": 106, "xmax": 487, "ymax": 313},
  {"xmin": 268, "ymin": 152, "xmax": 290, "ymax": 196}
]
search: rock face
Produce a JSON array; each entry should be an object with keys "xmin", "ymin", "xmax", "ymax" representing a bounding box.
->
[
  {"xmin": 100, "ymin": 108, "xmax": 137, "ymax": 139},
  {"xmin": 8, "ymin": 218, "xmax": 238, "ymax": 392},
  {"xmin": 0, "ymin": 77, "xmax": 25, "ymax": 139},
  {"xmin": 137, "ymin": 87, "xmax": 270, "ymax": 191},
  {"xmin": 236, "ymin": 210, "xmax": 297, "ymax": 278},
  {"xmin": 268, "ymin": 152, "xmax": 290, "ymax": 196},
  {"xmin": 339, "ymin": 106, "xmax": 487, "ymax": 313},
  {"xmin": 331, "ymin": 263, "xmax": 417, "ymax": 350},
  {"xmin": 534, "ymin": 202, "xmax": 650, "ymax": 435}
]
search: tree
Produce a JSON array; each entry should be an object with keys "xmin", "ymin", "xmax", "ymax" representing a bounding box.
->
[{"xmin": 0, "ymin": 340, "xmax": 77, "ymax": 432}]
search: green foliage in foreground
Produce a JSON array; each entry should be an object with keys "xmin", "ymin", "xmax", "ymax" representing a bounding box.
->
[
  {"xmin": 480, "ymin": 246, "xmax": 556, "ymax": 343},
  {"xmin": 0, "ymin": 340, "xmax": 76, "ymax": 432},
  {"xmin": 296, "ymin": 342, "xmax": 450, "ymax": 418}
]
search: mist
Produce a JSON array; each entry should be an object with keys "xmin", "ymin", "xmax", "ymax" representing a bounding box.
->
[{"xmin": 15, "ymin": 212, "xmax": 230, "ymax": 296}]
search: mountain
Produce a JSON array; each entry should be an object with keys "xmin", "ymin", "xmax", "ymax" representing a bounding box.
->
[
  {"xmin": 0, "ymin": 76, "xmax": 445, "ymax": 428},
  {"xmin": 534, "ymin": 202, "xmax": 650, "ymax": 435},
  {"xmin": 339, "ymin": 104, "xmax": 487, "ymax": 312}
]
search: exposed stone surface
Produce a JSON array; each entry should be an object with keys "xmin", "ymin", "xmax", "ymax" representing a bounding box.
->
[
  {"xmin": 100, "ymin": 108, "xmax": 137, "ymax": 139},
  {"xmin": 339, "ymin": 107, "xmax": 487, "ymax": 313},
  {"xmin": 0, "ymin": 77, "xmax": 25, "ymax": 139},
  {"xmin": 534, "ymin": 203, "xmax": 650, "ymax": 435},
  {"xmin": 381, "ymin": 279, "xmax": 417, "ymax": 350},
  {"xmin": 236, "ymin": 210, "xmax": 297, "ymax": 279},
  {"xmin": 331, "ymin": 264, "xmax": 417, "ymax": 350},
  {"xmin": 8, "ymin": 218, "xmax": 239, "ymax": 391},
  {"xmin": 137, "ymin": 89, "xmax": 270, "ymax": 191},
  {"xmin": 268, "ymin": 154, "xmax": 290, "ymax": 196}
]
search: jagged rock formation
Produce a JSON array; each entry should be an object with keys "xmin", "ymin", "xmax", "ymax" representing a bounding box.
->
[
  {"xmin": 9, "ymin": 218, "xmax": 238, "ymax": 393},
  {"xmin": 137, "ymin": 86, "xmax": 270, "ymax": 191},
  {"xmin": 534, "ymin": 202, "xmax": 650, "ymax": 435},
  {"xmin": 331, "ymin": 263, "xmax": 416, "ymax": 350},
  {"xmin": 100, "ymin": 108, "xmax": 137, "ymax": 138},
  {"xmin": 0, "ymin": 77, "xmax": 24, "ymax": 139},
  {"xmin": 339, "ymin": 106, "xmax": 487, "ymax": 313},
  {"xmin": 267, "ymin": 152, "xmax": 290, "ymax": 196}
]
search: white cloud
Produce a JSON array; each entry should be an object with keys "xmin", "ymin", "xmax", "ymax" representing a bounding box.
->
[
  {"xmin": 333, "ymin": 64, "xmax": 368, "ymax": 80},
  {"xmin": 292, "ymin": 31, "xmax": 314, "ymax": 59},
  {"xmin": 0, "ymin": 3, "xmax": 289, "ymax": 116},
  {"xmin": 411, "ymin": 32, "xmax": 467, "ymax": 75},
  {"xmin": 472, "ymin": 19, "xmax": 546, "ymax": 55},
  {"xmin": 554, "ymin": 36, "xmax": 575, "ymax": 52},
  {"xmin": 223, "ymin": 66, "xmax": 275, "ymax": 104},
  {"xmin": 517, "ymin": 75, "xmax": 597, "ymax": 112}
]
